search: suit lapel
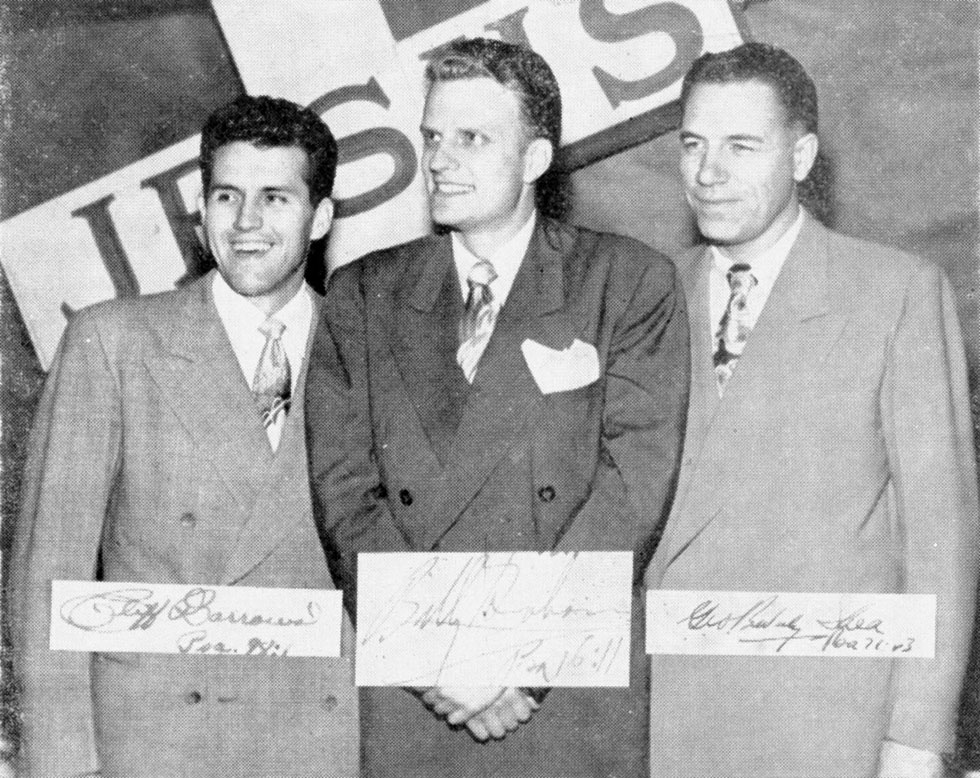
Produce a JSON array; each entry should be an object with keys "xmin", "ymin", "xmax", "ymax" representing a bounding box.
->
[
  {"xmin": 425, "ymin": 222, "xmax": 567, "ymax": 547},
  {"xmin": 143, "ymin": 274, "xmax": 269, "ymax": 518},
  {"xmin": 681, "ymin": 246, "xmax": 720, "ymax": 465},
  {"xmin": 661, "ymin": 215, "xmax": 847, "ymax": 569},
  {"xmin": 390, "ymin": 237, "xmax": 470, "ymax": 464},
  {"xmin": 222, "ymin": 296, "xmax": 323, "ymax": 584}
]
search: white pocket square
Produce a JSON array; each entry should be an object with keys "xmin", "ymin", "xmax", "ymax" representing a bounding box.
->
[{"xmin": 520, "ymin": 338, "xmax": 601, "ymax": 395}]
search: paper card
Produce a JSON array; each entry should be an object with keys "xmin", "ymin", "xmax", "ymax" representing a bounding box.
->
[
  {"xmin": 50, "ymin": 581, "xmax": 343, "ymax": 658},
  {"xmin": 646, "ymin": 590, "xmax": 936, "ymax": 658},
  {"xmin": 356, "ymin": 551, "xmax": 632, "ymax": 687}
]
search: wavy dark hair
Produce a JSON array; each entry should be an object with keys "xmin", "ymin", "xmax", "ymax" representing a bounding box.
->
[{"xmin": 199, "ymin": 94, "xmax": 338, "ymax": 205}]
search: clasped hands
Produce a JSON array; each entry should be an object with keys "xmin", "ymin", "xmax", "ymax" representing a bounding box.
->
[{"xmin": 414, "ymin": 686, "xmax": 539, "ymax": 741}]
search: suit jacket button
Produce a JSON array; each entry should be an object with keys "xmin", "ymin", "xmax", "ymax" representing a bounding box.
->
[
  {"xmin": 372, "ymin": 483, "xmax": 388, "ymax": 500},
  {"xmin": 537, "ymin": 486, "xmax": 556, "ymax": 503},
  {"xmin": 321, "ymin": 694, "xmax": 338, "ymax": 711},
  {"xmin": 399, "ymin": 489, "xmax": 413, "ymax": 506},
  {"xmin": 179, "ymin": 512, "xmax": 196, "ymax": 528},
  {"xmin": 185, "ymin": 691, "xmax": 202, "ymax": 704}
]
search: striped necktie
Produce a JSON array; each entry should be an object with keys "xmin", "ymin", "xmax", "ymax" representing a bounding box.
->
[{"xmin": 456, "ymin": 259, "xmax": 498, "ymax": 383}]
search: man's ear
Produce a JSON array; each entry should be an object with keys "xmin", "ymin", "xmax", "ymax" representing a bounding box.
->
[
  {"xmin": 792, "ymin": 132, "xmax": 818, "ymax": 183},
  {"xmin": 310, "ymin": 197, "xmax": 334, "ymax": 241},
  {"xmin": 523, "ymin": 137, "xmax": 554, "ymax": 185}
]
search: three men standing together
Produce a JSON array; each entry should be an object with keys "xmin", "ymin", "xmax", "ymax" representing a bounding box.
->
[{"xmin": 10, "ymin": 35, "xmax": 978, "ymax": 778}]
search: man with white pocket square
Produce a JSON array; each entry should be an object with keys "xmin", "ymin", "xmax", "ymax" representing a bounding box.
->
[{"xmin": 305, "ymin": 37, "xmax": 689, "ymax": 778}]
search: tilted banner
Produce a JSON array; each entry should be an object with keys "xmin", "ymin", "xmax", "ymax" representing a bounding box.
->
[{"xmin": 0, "ymin": 1, "xmax": 744, "ymax": 368}]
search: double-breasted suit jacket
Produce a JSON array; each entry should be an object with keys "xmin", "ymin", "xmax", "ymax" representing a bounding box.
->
[
  {"xmin": 645, "ymin": 214, "xmax": 979, "ymax": 778},
  {"xmin": 307, "ymin": 218, "xmax": 689, "ymax": 778},
  {"xmin": 9, "ymin": 273, "xmax": 358, "ymax": 778}
]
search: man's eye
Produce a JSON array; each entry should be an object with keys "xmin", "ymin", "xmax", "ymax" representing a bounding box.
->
[
  {"xmin": 265, "ymin": 193, "xmax": 288, "ymax": 205},
  {"xmin": 211, "ymin": 191, "xmax": 235, "ymax": 203},
  {"xmin": 680, "ymin": 138, "xmax": 702, "ymax": 152},
  {"xmin": 732, "ymin": 143, "xmax": 756, "ymax": 153},
  {"xmin": 421, "ymin": 129, "xmax": 440, "ymax": 147},
  {"xmin": 460, "ymin": 130, "xmax": 486, "ymax": 147}
]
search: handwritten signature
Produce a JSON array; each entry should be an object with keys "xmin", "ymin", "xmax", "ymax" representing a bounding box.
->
[
  {"xmin": 60, "ymin": 587, "xmax": 321, "ymax": 634},
  {"xmin": 360, "ymin": 553, "xmax": 629, "ymax": 684},
  {"xmin": 679, "ymin": 596, "xmax": 915, "ymax": 654}
]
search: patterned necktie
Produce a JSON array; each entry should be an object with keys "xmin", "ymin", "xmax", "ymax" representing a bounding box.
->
[
  {"xmin": 713, "ymin": 262, "xmax": 757, "ymax": 395},
  {"xmin": 456, "ymin": 259, "xmax": 498, "ymax": 383},
  {"xmin": 252, "ymin": 317, "xmax": 291, "ymax": 428}
]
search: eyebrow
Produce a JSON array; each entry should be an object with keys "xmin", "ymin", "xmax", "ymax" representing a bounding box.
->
[
  {"xmin": 678, "ymin": 130, "xmax": 765, "ymax": 143},
  {"xmin": 419, "ymin": 124, "xmax": 493, "ymax": 137},
  {"xmin": 208, "ymin": 183, "xmax": 301, "ymax": 194}
]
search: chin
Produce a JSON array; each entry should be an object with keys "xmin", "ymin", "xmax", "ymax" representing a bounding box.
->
[
  {"xmin": 429, "ymin": 207, "xmax": 464, "ymax": 229},
  {"xmin": 696, "ymin": 220, "xmax": 742, "ymax": 245}
]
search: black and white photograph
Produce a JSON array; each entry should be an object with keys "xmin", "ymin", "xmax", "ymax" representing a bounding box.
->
[{"xmin": 1, "ymin": 2, "xmax": 977, "ymax": 776}]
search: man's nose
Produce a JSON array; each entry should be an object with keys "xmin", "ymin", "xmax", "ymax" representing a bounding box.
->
[
  {"xmin": 696, "ymin": 148, "xmax": 729, "ymax": 186},
  {"xmin": 234, "ymin": 197, "xmax": 262, "ymax": 230},
  {"xmin": 427, "ymin": 140, "xmax": 458, "ymax": 172}
]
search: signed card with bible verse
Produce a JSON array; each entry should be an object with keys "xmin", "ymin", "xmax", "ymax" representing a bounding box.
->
[
  {"xmin": 646, "ymin": 590, "xmax": 936, "ymax": 658},
  {"xmin": 356, "ymin": 551, "xmax": 632, "ymax": 687},
  {"xmin": 49, "ymin": 581, "xmax": 343, "ymax": 658}
]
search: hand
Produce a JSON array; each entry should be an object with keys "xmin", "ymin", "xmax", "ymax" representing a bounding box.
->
[
  {"xmin": 463, "ymin": 687, "xmax": 539, "ymax": 742},
  {"xmin": 420, "ymin": 686, "xmax": 506, "ymax": 724},
  {"xmin": 877, "ymin": 740, "xmax": 945, "ymax": 778}
]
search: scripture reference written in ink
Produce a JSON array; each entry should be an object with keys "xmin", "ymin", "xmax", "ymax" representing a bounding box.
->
[
  {"xmin": 646, "ymin": 590, "xmax": 936, "ymax": 658},
  {"xmin": 356, "ymin": 551, "xmax": 633, "ymax": 687},
  {"xmin": 50, "ymin": 581, "xmax": 343, "ymax": 658}
]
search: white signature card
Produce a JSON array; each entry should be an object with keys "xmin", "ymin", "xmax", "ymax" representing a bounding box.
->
[
  {"xmin": 50, "ymin": 581, "xmax": 343, "ymax": 657},
  {"xmin": 356, "ymin": 551, "xmax": 632, "ymax": 687},
  {"xmin": 646, "ymin": 591, "xmax": 936, "ymax": 658}
]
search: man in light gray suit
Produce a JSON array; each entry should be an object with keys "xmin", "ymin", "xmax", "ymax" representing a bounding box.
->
[
  {"xmin": 9, "ymin": 95, "xmax": 358, "ymax": 777},
  {"xmin": 647, "ymin": 42, "xmax": 978, "ymax": 778}
]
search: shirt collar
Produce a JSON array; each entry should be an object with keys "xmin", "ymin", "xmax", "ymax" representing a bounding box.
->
[
  {"xmin": 451, "ymin": 211, "xmax": 537, "ymax": 306},
  {"xmin": 710, "ymin": 207, "xmax": 806, "ymax": 287},
  {"xmin": 211, "ymin": 271, "xmax": 313, "ymax": 338}
]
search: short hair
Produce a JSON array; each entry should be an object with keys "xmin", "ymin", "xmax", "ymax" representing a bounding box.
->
[
  {"xmin": 680, "ymin": 42, "xmax": 818, "ymax": 135},
  {"xmin": 426, "ymin": 37, "xmax": 568, "ymax": 219},
  {"xmin": 199, "ymin": 95, "xmax": 338, "ymax": 205}
]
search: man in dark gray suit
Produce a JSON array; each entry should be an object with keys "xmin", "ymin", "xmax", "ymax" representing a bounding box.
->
[{"xmin": 307, "ymin": 37, "xmax": 689, "ymax": 778}]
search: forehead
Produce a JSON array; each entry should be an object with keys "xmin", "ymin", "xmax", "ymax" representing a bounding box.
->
[
  {"xmin": 682, "ymin": 80, "xmax": 790, "ymax": 136},
  {"xmin": 422, "ymin": 76, "xmax": 524, "ymax": 130},
  {"xmin": 209, "ymin": 141, "xmax": 310, "ymax": 189}
]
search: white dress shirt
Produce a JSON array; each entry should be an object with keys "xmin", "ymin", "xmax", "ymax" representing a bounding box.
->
[
  {"xmin": 708, "ymin": 207, "xmax": 806, "ymax": 340},
  {"xmin": 212, "ymin": 273, "xmax": 313, "ymax": 451},
  {"xmin": 451, "ymin": 211, "xmax": 537, "ymax": 308}
]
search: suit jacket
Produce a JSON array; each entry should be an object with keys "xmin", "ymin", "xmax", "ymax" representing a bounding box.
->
[
  {"xmin": 646, "ymin": 214, "xmax": 979, "ymax": 778},
  {"xmin": 307, "ymin": 218, "xmax": 689, "ymax": 778},
  {"xmin": 9, "ymin": 273, "xmax": 358, "ymax": 778}
]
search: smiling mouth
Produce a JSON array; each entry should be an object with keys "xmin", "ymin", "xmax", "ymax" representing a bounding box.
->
[
  {"xmin": 432, "ymin": 181, "xmax": 473, "ymax": 195},
  {"xmin": 230, "ymin": 240, "xmax": 274, "ymax": 254},
  {"xmin": 694, "ymin": 196, "xmax": 736, "ymax": 207}
]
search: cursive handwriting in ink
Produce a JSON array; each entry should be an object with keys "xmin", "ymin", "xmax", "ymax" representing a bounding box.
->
[
  {"xmin": 175, "ymin": 631, "xmax": 291, "ymax": 656},
  {"xmin": 61, "ymin": 588, "xmax": 171, "ymax": 633},
  {"xmin": 168, "ymin": 587, "xmax": 320, "ymax": 629}
]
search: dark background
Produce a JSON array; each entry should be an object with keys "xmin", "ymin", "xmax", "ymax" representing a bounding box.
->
[{"xmin": 2, "ymin": 0, "xmax": 977, "ymax": 768}]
